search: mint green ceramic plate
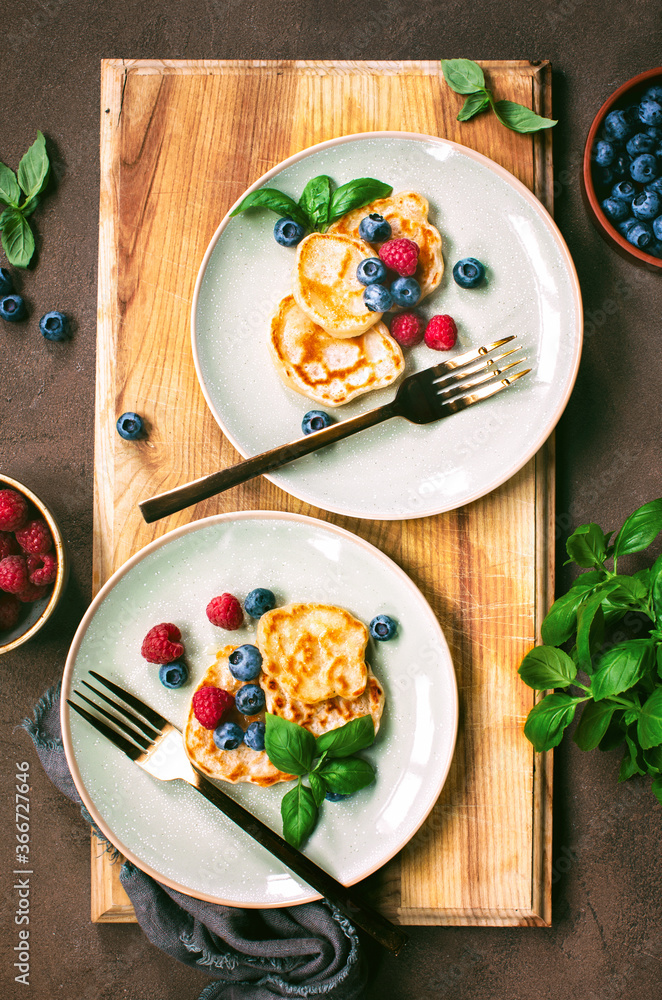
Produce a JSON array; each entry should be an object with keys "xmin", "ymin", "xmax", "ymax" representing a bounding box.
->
[
  {"xmin": 62, "ymin": 512, "xmax": 457, "ymax": 907},
  {"xmin": 192, "ymin": 132, "xmax": 582, "ymax": 520}
]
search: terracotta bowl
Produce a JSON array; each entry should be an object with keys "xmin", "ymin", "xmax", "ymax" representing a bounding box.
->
[
  {"xmin": 582, "ymin": 67, "xmax": 662, "ymax": 271},
  {"xmin": 0, "ymin": 475, "xmax": 68, "ymax": 654}
]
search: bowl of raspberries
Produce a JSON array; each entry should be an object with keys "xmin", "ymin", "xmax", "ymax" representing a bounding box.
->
[
  {"xmin": 583, "ymin": 67, "xmax": 662, "ymax": 270},
  {"xmin": 0, "ymin": 475, "xmax": 68, "ymax": 654}
]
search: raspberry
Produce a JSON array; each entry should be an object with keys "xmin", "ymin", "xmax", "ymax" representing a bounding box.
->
[
  {"xmin": 16, "ymin": 582, "xmax": 49, "ymax": 603},
  {"xmin": 0, "ymin": 531, "xmax": 20, "ymax": 561},
  {"xmin": 15, "ymin": 518, "xmax": 53, "ymax": 555},
  {"xmin": 390, "ymin": 312, "xmax": 425, "ymax": 347},
  {"xmin": 141, "ymin": 622, "xmax": 184, "ymax": 663},
  {"xmin": 192, "ymin": 686, "xmax": 235, "ymax": 729},
  {"xmin": 425, "ymin": 314, "xmax": 458, "ymax": 351},
  {"xmin": 378, "ymin": 238, "xmax": 419, "ymax": 277},
  {"xmin": 0, "ymin": 555, "xmax": 29, "ymax": 594},
  {"xmin": 0, "ymin": 593, "xmax": 21, "ymax": 630},
  {"xmin": 206, "ymin": 593, "xmax": 243, "ymax": 630},
  {"xmin": 27, "ymin": 552, "xmax": 58, "ymax": 586},
  {"xmin": 0, "ymin": 489, "xmax": 28, "ymax": 531}
]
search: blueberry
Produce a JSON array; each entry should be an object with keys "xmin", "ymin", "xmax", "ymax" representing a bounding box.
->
[
  {"xmin": 601, "ymin": 197, "xmax": 630, "ymax": 223},
  {"xmin": 617, "ymin": 217, "xmax": 638, "ymax": 239},
  {"xmin": 356, "ymin": 257, "xmax": 387, "ymax": 285},
  {"xmin": 645, "ymin": 177, "xmax": 662, "ymax": 197},
  {"xmin": 603, "ymin": 110, "xmax": 634, "ymax": 142},
  {"xmin": 390, "ymin": 276, "xmax": 421, "ymax": 308},
  {"xmin": 358, "ymin": 213, "xmax": 392, "ymax": 243},
  {"xmin": 363, "ymin": 283, "xmax": 392, "ymax": 312},
  {"xmin": 158, "ymin": 661, "xmax": 188, "ymax": 688},
  {"xmin": 638, "ymin": 98, "xmax": 662, "ymax": 127},
  {"xmin": 39, "ymin": 310, "xmax": 70, "ymax": 341},
  {"xmin": 631, "ymin": 190, "xmax": 661, "ymax": 220},
  {"xmin": 593, "ymin": 139, "xmax": 616, "ymax": 166},
  {"xmin": 646, "ymin": 125, "xmax": 662, "ymax": 141},
  {"xmin": 244, "ymin": 587, "xmax": 275, "ymax": 618},
  {"xmin": 644, "ymin": 85, "xmax": 662, "ymax": 104},
  {"xmin": 0, "ymin": 294, "xmax": 26, "ymax": 322},
  {"xmin": 0, "ymin": 268, "xmax": 13, "ymax": 296},
  {"xmin": 611, "ymin": 180, "xmax": 637, "ymax": 203},
  {"xmin": 626, "ymin": 133, "xmax": 655, "ymax": 157},
  {"xmin": 653, "ymin": 216, "xmax": 662, "ymax": 241},
  {"xmin": 116, "ymin": 412, "xmax": 144, "ymax": 440},
  {"xmin": 611, "ymin": 153, "xmax": 629, "ymax": 179},
  {"xmin": 302, "ymin": 410, "xmax": 334, "ymax": 435},
  {"xmin": 647, "ymin": 240, "xmax": 662, "ymax": 258},
  {"xmin": 244, "ymin": 721, "xmax": 266, "ymax": 751},
  {"xmin": 228, "ymin": 644, "xmax": 263, "ymax": 681},
  {"xmin": 325, "ymin": 791, "xmax": 352, "ymax": 802},
  {"xmin": 630, "ymin": 154, "xmax": 659, "ymax": 184},
  {"xmin": 596, "ymin": 166, "xmax": 615, "ymax": 189},
  {"xmin": 235, "ymin": 683, "xmax": 266, "ymax": 716},
  {"xmin": 453, "ymin": 257, "xmax": 486, "ymax": 288},
  {"xmin": 625, "ymin": 221, "xmax": 653, "ymax": 249},
  {"xmin": 273, "ymin": 218, "xmax": 306, "ymax": 247},
  {"xmin": 369, "ymin": 614, "xmax": 398, "ymax": 641},
  {"xmin": 213, "ymin": 721, "xmax": 245, "ymax": 750}
]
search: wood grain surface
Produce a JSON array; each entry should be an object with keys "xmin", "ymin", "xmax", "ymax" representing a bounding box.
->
[{"xmin": 92, "ymin": 59, "xmax": 554, "ymax": 925}]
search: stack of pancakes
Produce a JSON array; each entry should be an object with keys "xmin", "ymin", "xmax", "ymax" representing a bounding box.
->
[
  {"xmin": 269, "ymin": 191, "xmax": 443, "ymax": 407},
  {"xmin": 184, "ymin": 602, "xmax": 385, "ymax": 787}
]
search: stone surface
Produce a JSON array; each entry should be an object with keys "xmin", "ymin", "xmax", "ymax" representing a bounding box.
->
[{"xmin": 1, "ymin": 1, "xmax": 662, "ymax": 998}]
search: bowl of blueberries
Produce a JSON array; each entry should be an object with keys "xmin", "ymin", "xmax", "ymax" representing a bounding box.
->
[{"xmin": 583, "ymin": 67, "xmax": 662, "ymax": 270}]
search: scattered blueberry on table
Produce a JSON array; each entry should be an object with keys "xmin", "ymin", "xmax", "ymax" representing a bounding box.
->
[
  {"xmin": 0, "ymin": 294, "xmax": 26, "ymax": 322},
  {"xmin": 116, "ymin": 412, "xmax": 145, "ymax": 440},
  {"xmin": 39, "ymin": 310, "xmax": 70, "ymax": 341},
  {"xmin": 0, "ymin": 268, "xmax": 13, "ymax": 296}
]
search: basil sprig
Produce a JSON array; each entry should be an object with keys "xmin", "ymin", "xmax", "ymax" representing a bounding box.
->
[
  {"xmin": 230, "ymin": 175, "xmax": 392, "ymax": 235},
  {"xmin": 265, "ymin": 713, "xmax": 376, "ymax": 848},
  {"xmin": 519, "ymin": 498, "xmax": 662, "ymax": 803},
  {"xmin": 441, "ymin": 59, "xmax": 557, "ymax": 134},
  {"xmin": 0, "ymin": 132, "xmax": 50, "ymax": 267}
]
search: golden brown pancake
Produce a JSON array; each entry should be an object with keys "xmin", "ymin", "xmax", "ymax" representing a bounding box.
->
[
  {"xmin": 328, "ymin": 191, "xmax": 444, "ymax": 302},
  {"xmin": 256, "ymin": 602, "xmax": 369, "ymax": 703},
  {"xmin": 292, "ymin": 232, "xmax": 384, "ymax": 337},
  {"xmin": 269, "ymin": 294, "xmax": 404, "ymax": 406},
  {"xmin": 262, "ymin": 665, "xmax": 385, "ymax": 737}
]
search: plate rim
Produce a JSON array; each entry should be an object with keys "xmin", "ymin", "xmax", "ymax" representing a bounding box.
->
[
  {"xmin": 190, "ymin": 129, "xmax": 583, "ymax": 520},
  {"xmin": 61, "ymin": 508, "xmax": 459, "ymax": 907}
]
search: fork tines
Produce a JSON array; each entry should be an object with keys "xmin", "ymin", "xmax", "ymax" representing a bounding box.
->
[
  {"xmin": 67, "ymin": 672, "xmax": 166, "ymax": 761},
  {"xmin": 435, "ymin": 346, "xmax": 527, "ymax": 403}
]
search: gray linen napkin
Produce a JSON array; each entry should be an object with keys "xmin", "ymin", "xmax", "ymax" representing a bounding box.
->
[{"xmin": 23, "ymin": 684, "xmax": 368, "ymax": 1000}]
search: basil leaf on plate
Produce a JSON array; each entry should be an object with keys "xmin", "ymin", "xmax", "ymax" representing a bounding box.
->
[
  {"xmin": 299, "ymin": 174, "xmax": 332, "ymax": 230},
  {"xmin": 440, "ymin": 58, "xmax": 486, "ymax": 95},
  {"xmin": 316, "ymin": 757, "xmax": 376, "ymax": 794},
  {"xmin": 523, "ymin": 692, "xmax": 581, "ymax": 752},
  {"xmin": 308, "ymin": 771, "xmax": 327, "ymax": 807},
  {"xmin": 328, "ymin": 178, "xmax": 392, "ymax": 224},
  {"xmin": 0, "ymin": 207, "xmax": 35, "ymax": 268},
  {"xmin": 518, "ymin": 646, "xmax": 577, "ymax": 690},
  {"xmin": 565, "ymin": 523, "xmax": 608, "ymax": 568},
  {"xmin": 230, "ymin": 187, "xmax": 309, "ymax": 229},
  {"xmin": 17, "ymin": 131, "xmax": 50, "ymax": 202},
  {"xmin": 573, "ymin": 700, "xmax": 618, "ymax": 751},
  {"xmin": 491, "ymin": 100, "xmax": 557, "ymax": 133},
  {"xmin": 264, "ymin": 713, "xmax": 317, "ymax": 775},
  {"xmin": 281, "ymin": 782, "xmax": 318, "ymax": 849},
  {"xmin": 591, "ymin": 640, "xmax": 655, "ymax": 702},
  {"xmin": 456, "ymin": 91, "xmax": 490, "ymax": 122},
  {"xmin": 613, "ymin": 498, "xmax": 662, "ymax": 557},
  {"xmin": 0, "ymin": 162, "xmax": 21, "ymax": 208},
  {"xmin": 315, "ymin": 715, "xmax": 375, "ymax": 758},
  {"xmin": 638, "ymin": 688, "xmax": 662, "ymax": 749}
]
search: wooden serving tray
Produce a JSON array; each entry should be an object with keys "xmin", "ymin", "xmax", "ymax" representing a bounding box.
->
[{"xmin": 92, "ymin": 59, "xmax": 554, "ymax": 926}]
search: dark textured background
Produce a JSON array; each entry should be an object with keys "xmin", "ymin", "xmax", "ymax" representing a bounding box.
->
[{"xmin": 1, "ymin": 2, "xmax": 661, "ymax": 997}]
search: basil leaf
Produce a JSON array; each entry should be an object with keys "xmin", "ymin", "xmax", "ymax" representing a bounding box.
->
[
  {"xmin": 619, "ymin": 732, "xmax": 646, "ymax": 781},
  {"xmin": 657, "ymin": 646, "xmax": 662, "ymax": 681},
  {"xmin": 565, "ymin": 523, "xmax": 608, "ymax": 568},
  {"xmin": 518, "ymin": 646, "xmax": 577, "ymax": 690},
  {"xmin": 299, "ymin": 175, "xmax": 332, "ymax": 231},
  {"xmin": 541, "ymin": 588, "xmax": 589, "ymax": 646},
  {"xmin": 457, "ymin": 91, "xmax": 490, "ymax": 122},
  {"xmin": 650, "ymin": 554, "xmax": 662, "ymax": 623},
  {"xmin": 308, "ymin": 772, "xmax": 327, "ymax": 807},
  {"xmin": 591, "ymin": 640, "xmax": 655, "ymax": 701},
  {"xmin": 316, "ymin": 757, "xmax": 375, "ymax": 794},
  {"xmin": 0, "ymin": 162, "xmax": 21, "ymax": 208},
  {"xmin": 491, "ymin": 100, "xmax": 557, "ymax": 133},
  {"xmin": 440, "ymin": 59, "xmax": 486, "ymax": 95},
  {"xmin": 614, "ymin": 499, "xmax": 662, "ymax": 557},
  {"xmin": 573, "ymin": 700, "xmax": 617, "ymax": 751},
  {"xmin": 643, "ymin": 744, "xmax": 662, "ymax": 774},
  {"xmin": 328, "ymin": 178, "xmax": 392, "ymax": 224},
  {"xmin": 569, "ymin": 570, "xmax": 605, "ymax": 590},
  {"xmin": 17, "ymin": 131, "xmax": 49, "ymax": 201},
  {"xmin": 315, "ymin": 715, "xmax": 375, "ymax": 758},
  {"xmin": 264, "ymin": 714, "xmax": 316, "ymax": 775},
  {"xmin": 652, "ymin": 775, "xmax": 662, "ymax": 804},
  {"xmin": 281, "ymin": 782, "xmax": 318, "ymax": 849},
  {"xmin": 21, "ymin": 194, "xmax": 40, "ymax": 219},
  {"xmin": 598, "ymin": 712, "xmax": 626, "ymax": 751},
  {"xmin": 523, "ymin": 692, "xmax": 580, "ymax": 752},
  {"xmin": 575, "ymin": 588, "xmax": 613, "ymax": 673},
  {"xmin": 0, "ymin": 207, "xmax": 35, "ymax": 268},
  {"xmin": 638, "ymin": 688, "xmax": 662, "ymax": 749},
  {"xmin": 230, "ymin": 188, "xmax": 309, "ymax": 229}
]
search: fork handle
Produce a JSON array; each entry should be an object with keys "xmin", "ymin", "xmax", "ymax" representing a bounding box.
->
[
  {"xmin": 139, "ymin": 400, "xmax": 399, "ymax": 523},
  {"xmin": 191, "ymin": 771, "xmax": 408, "ymax": 954}
]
